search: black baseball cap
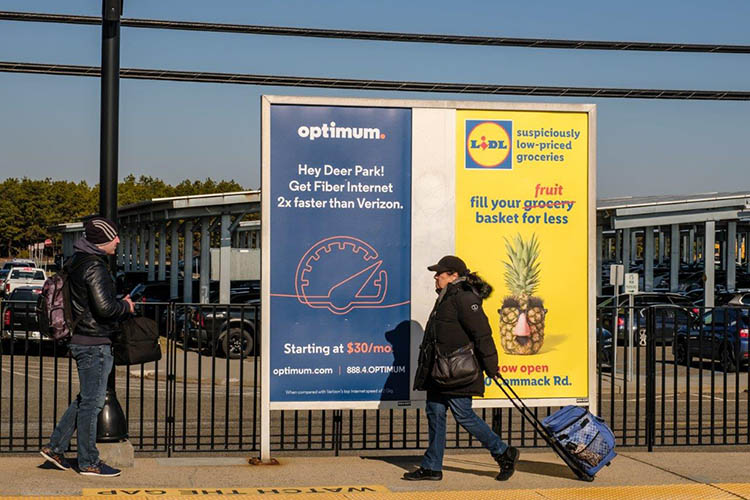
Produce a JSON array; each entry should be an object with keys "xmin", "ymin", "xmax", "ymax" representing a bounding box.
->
[{"xmin": 427, "ymin": 255, "xmax": 467, "ymax": 276}]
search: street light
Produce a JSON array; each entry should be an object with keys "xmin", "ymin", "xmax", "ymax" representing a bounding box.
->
[{"xmin": 97, "ymin": 0, "xmax": 127, "ymax": 442}]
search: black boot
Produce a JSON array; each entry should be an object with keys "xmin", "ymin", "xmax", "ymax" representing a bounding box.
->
[
  {"xmin": 403, "ymin": 467, "xmax": 443, "ymax": 481},
  {"xmin": 493, "ymin": 446, "xmax": 519, "ymax": 481}
]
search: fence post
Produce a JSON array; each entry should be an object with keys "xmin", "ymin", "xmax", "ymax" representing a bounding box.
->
[
  {"xmin": 165, "ymin": 301, "xmax": 175, "ymax": 456},
  {"xmin": 333, "ymin": 410, "xmax": 343, "ymax": 456},
  {"xmin": 645, "ymin": 306, "xmax": 656, "ymax": 452}
]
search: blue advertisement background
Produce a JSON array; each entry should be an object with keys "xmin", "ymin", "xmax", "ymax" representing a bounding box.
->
[{"xmin": 269, "ymin": 105, "xmax": 411, "ymax": 402}]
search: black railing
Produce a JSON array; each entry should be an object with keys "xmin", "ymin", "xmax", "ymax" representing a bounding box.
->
[{"xmin": 1, "ymin": 300, "xmax": 749, "ymax": 454}]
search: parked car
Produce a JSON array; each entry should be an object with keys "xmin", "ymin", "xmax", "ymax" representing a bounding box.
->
[
  {"xmin": 688, "ymin": 290, "xmax": 740, "ymax": 309},
  {"xmin": 0, "ymin": 260, "xmax": 36, "ymax": 298},
  {"xmin": 2, "ymin": 286, "xmax": 47, "ymax": 347},
  {"xmin": 597, "ymin": 327, "xmax": 613, "ymax": 369},
  {"xmin": 597, "ymin": 292, "xmax": 696, "ymax": 345},
  {"xmin": 673, "ymin": 308, "xmax": 750, "ymax": 372},
  {"xmin": 4, "ymin": 267, "xmax": 46, "ymax": 296},
  {"xmin": 727, "ymin": 292, "xmax": 750, "ymax": 307},
  {"xmin": 0, "ymin": 269, "xmax": 9, "ymax": 298},
  {"xmin": 183, "ymin": 293, "xmax": 260, "ymax": 359},
  {"xmin": 2, "ymin": 259, "xmax": 36, "ymax": 271}
]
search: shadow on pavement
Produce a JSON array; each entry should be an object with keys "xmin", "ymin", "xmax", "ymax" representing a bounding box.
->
[
  {"xmin": 361, "ymin": 454, "xmax": 575, "ymax": 480},
  {"xmin": 516, "ymin": 459, "xmax": 576, "ymax": 479}
]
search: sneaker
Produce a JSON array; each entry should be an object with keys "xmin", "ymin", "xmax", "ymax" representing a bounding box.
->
[
  {"xmin": 403, "ymin": 467, "xmax": 443, "ymax": 481},
  {"xmin": 39, "ymin": 446, "xmax": 71, "ymax": 471},
  {"xmin": 494, "ymin": 446, "xmax": 520, "ymax": 481},
  {"xmin": 79, "ymin": 462, "xmax": 121, "ymax": 477}
]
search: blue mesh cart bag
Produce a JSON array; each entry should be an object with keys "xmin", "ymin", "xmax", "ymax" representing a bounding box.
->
[{"xmin": 493, "ymin": 375, "xmax": 616, "ymax": 481}]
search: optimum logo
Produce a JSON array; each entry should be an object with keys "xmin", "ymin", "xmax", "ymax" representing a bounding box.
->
[
  {"xmin": 465, "ymin": 120, "xmax": 512, "ymax": 169},
  {"xmin": 297, "ymin": 122, "xmax": 386, "ymax": 141}
]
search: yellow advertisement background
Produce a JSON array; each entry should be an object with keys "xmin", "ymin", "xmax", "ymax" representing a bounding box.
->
[{"xmin": 456, "ymin": 110, "xmax": 589, "ymax": 400}]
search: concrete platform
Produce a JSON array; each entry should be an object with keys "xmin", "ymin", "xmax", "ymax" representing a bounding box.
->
[{"xmin": 3, "ymin": 447, "xmax": 750, "ymax": 498}]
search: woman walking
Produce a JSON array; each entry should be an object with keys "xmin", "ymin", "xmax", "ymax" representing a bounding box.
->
[{"xmin": 404, "ymin": 255, "xmax": 519, "ymax": 481}]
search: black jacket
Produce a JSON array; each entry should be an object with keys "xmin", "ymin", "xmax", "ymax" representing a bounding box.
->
[
  {"xmin": 416, "ymin": 277, "xmax": 499, "ymax": 397},
  {"xmin": 69, "ymin": 252, "xmax": 130, "ymax": 339}
]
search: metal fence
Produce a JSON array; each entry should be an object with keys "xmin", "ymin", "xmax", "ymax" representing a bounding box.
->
[{"xmin": 1, "ymin": 301, "xmax": 749, "ymax": 454}]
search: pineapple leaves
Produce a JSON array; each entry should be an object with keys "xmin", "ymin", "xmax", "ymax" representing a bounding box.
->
[{"xmin": 502, "ymin": 233, "xmax": 541, "ymax": 296}]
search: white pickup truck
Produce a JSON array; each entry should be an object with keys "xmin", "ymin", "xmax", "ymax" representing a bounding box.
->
[{"xmin": 4, "ymin": 267, "xmax": 46, "ymax": 296}]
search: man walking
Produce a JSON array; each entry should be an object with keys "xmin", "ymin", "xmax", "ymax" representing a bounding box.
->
[{"xmin": 40, "ymin": 216, "xmax": 134, "ymax": 477}]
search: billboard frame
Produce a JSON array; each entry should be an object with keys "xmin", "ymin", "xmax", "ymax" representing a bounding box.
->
[{"xmin": 261, "ymin": 95, "xmax": 596, "ymax": 461}]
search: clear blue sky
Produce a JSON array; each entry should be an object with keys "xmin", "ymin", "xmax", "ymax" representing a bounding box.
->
[{"xmin": 0, "ymin": 0, "xmax": 748, "ymax": 198}]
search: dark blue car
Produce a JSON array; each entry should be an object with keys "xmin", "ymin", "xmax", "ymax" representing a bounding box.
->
[{"xmin": 673, "ymin": 308, "xmax": 750, "ymax": 372}]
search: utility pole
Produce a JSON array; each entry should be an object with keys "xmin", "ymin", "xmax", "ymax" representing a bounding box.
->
[{"xmin": 97, "ymin": 0, "xmax": 128, "ymax": 442}]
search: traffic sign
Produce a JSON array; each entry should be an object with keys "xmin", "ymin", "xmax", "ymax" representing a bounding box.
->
[{"xmin": 624, "ymin": 273, "xmax": 639, "ymax": 294}]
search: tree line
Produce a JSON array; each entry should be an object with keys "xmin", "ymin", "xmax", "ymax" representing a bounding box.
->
[{"xmin": 0, "ymin": 175, "xmax": 246, "ymax": 257}]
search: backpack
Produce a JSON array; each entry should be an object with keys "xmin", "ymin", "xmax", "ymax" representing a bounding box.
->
[
  {"xmin": 542, "ymin": 405, "xmax": 617, "ymax": 476},
  {"xmin": 37, "ymin": 255, "xmax": 98, "ymax": 341}
]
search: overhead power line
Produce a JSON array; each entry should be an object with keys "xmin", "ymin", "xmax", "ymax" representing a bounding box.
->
[
  {"xmin": 1, "ymin": 61, "xmax": 748, "ymax": 100},
  {"xmin": 1, "ymin": 10, "xmax": 749, "ymax": 54}
]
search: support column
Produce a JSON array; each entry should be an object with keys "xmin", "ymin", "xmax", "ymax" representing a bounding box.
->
[
  {"xmin": 596, "ymin": 225, "xmax": 602, "ymax": 296},
  {"xmin": 183, "ymin": 221, "xmax": 193, "ymax": 303},
  {"xmin": 147, "ymin": 225, "xmax": 156, "ymax": 282},
  {"xmin": 138, "ymin": 226, "xmax": 147, "ymax": 273},
  {"xmin": 220, "ymin": 215, "xmax": 231, "ymax": 304},
  {"xmin": 158, "ymin": 222, "xmax": 167, "ymax": 282},
  {"xmin": 117, "ymin": 227, "xmax": 125, "ymax": 268},
  {"xmin": 682, "ymin": 234, "xmax": 688, "ymax": 264},
  {"xmin": 130, "ymin": 229, "xmax": 138, "ymax": 274},
  {"xmin": 705, "ymin": 221, "xmax": 715, "ymax": 308},
  {"xmin": 630, "ymin": 230, "xmax": 637, "ymax": 265},
  {"xmin": 658, "ymin": 229, "xmax": 665, "ymax": 265},
  {"xmin": 689, "ymin": 227, "xmax": 696, "ymax": 263},
  {"xmin": 119, "ymin": 228, "xmax": 128, "ymax": 271},
  {"xmin": 728, "ymin": 221, "xmax": 737, "ymax": 292},
  {"xmin": 670, "ymin": 224, "xmax": 680, "ymax": 292},
  {"xmin": 199, "ymin": 217, "xmax": 211, "ymax": 304},
  {"xmin": 170, "ymin": 222, "xmax": 179, "ymax": 300},
  {"xmin": 622, "ymin": 228, "xmax": 631, "ymax": 273},
  {"xmin": 615, "ymin": 230, "xmax": 622, "ymax": 264},
  {"xmin": 645, "ymin": 226, "xmax": 654, "ymax": 291}
]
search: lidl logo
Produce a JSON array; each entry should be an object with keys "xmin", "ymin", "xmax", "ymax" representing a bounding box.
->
[{"xmin": 465, "ymin": 120, "xmax": 512, "ymax": 169}]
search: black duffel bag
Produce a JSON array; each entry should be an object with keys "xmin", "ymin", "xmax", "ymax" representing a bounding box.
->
[{"xmin": 113, "ymin": 316, "xmax": 162, "ymax": 366}]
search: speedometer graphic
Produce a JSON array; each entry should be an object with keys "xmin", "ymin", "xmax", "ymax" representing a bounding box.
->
[{"xmin": 294, "ymin": 236, "xmax": 388, "ymax": 315}]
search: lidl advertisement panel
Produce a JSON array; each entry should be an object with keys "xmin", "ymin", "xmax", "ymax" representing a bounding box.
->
[
  {"xmin": 268, "ymin": 104, "xmax": 412, "ymax": 404},
  {"xmin": 456, "ymin": 110, "xmax": 589, "ymax": 400}
]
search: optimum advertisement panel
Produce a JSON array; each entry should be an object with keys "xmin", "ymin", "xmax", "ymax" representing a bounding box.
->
[
  {"xmin": 455, "ymin": 110, "xmax": 590, "ymax": 400},
  {"xmin": 268, "ymin": 104, "xmax": 412, "ymax": 405}
]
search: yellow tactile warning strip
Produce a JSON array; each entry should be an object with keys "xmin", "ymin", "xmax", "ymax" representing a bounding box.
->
[
  {"xmin": 2, "ymin": 483, "xmax": 750, "ymax": 500},
  {"xmin": 79, "ymin": 487, "xmax": 388, "ymax": 496}
]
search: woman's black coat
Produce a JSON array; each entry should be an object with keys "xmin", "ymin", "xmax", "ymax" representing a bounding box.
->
[{"xmin": 414, "ymin": 277, "xmax": 499, "ymax": 398}]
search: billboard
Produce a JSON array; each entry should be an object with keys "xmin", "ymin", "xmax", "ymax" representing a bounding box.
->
[{"xmin": 262, "ymin": 97, "xmax": 595, "ymax": 415}]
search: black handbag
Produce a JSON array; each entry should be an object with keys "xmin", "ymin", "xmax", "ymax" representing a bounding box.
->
[
  {"xmin": 430, "ymin": 342, "xmax": 481, "ymax": 389},
  {"xmin": 113, "ymin": 316, "xmax": 162, "ymax": 366}
]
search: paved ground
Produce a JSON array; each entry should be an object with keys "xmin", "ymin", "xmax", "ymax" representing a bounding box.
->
[{"xmin": 3, "ymin": 447, "xmax": 750, "ymax": 498}]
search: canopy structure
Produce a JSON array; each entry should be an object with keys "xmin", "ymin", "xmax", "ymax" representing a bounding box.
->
[{"xmin": 596, "ymin": 191, "xmax": 750, "ymax": 306}]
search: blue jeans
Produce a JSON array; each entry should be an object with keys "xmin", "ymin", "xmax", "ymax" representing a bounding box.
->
[
  {"xmin": 422, "ymin": 395, "xmax": 508, "ymax": 471},
  {"xmin": 47, "ymin": 344, "xmax": 113, "ymax": 469}
]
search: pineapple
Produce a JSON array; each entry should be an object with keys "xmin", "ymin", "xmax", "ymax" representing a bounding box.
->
[{"xmin": 499, "ymin": 233, "xmax": 546, "ymax": 355}]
